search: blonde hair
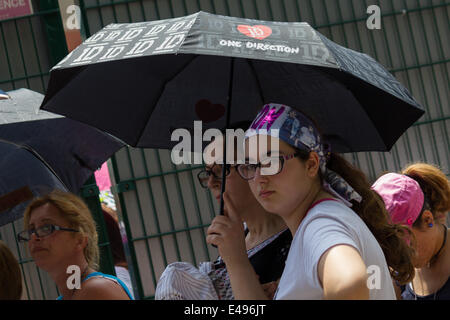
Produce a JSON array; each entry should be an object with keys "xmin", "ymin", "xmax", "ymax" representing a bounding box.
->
[
  {"xmin": 23, "ymin": 190, "xmax": 99, "ymax": 270},
  {"xmin": 402, "ymin": 163, "xmax": 450, "ymax": 215},
  {"xmin": 0, "ymin": 240, "xmax": 23, "ymax": 299}
]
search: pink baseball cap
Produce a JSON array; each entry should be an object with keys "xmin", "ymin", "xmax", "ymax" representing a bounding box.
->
[{"xmin": 371, "ymin": 173, "xmax": 424, "ymax": 227}]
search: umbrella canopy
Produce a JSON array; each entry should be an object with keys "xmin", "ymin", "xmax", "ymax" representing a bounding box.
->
[
  {"xmin": 0, "ymin": 141, "xmax": 68, "ymax": 226},
  {"xmin": 0, "ymin": 88, "xmax": 126, "ymax": 195},
  {"xmin": 40, "ymin": 11, "xmax": 424, "ymax": 153},
  {"xmin": 0, "ymin": 89, "xmax": 9, "ymax": 99}
]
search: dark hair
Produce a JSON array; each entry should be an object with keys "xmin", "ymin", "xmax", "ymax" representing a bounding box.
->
[
  {"xmin": 295, "ymin": 149, "xmax": 415, "ymax": 284},
  {"xmin": 102, "ymin": 210, "xmax": 127, "ymax": 266},
  {"xmin": 205, "ymin": 121, "xmax": 252, "ymax": 150},
  {"xmin": 0, "ymin": 240, "xmax": 22, "ymax": 299},
  {"xmin": 402, "ymin": 163, "xmax": 450, "ymax": 228},
  {"xmin": 326, "ymin": 153, "xmax": 415, "ymax": 284},
  {"xmin": 205, "ymin": 121, "xmax": 253, "ymax": 164},
  {"xmin": 405, "ymin": 174, "xmax": 432, "ymax": 229}
]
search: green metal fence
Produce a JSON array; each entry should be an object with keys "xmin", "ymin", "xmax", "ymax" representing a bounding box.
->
[{"xmin": 1, "ymin": 0, "xmax": 449, "ymax": 300}]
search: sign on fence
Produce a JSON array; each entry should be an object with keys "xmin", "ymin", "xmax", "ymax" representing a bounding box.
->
[
  {"xmin": 0, "ymin": 0, "xmax": 33, "ymax": 20},
  {"xmin": 57, "ymin": 0, "xmax": 83, "ymax": 51}
]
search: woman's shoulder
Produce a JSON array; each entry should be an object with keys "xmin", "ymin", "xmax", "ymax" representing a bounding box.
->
[
  {"xmin": 296, "ymin": 199, "xmax": 366, "ymax": 245},
  {"xmin": 300, "ymin": 199, "xmax": 348, "ymax": 224},
  {"xmin": 73, "ymin": 273, "xmax": 131, "ymax": 300},
  {"xmin": 304, "ymin": 199, "xmax": 364, "ymax": 226}
]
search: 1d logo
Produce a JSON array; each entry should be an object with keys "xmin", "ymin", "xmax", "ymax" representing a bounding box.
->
[
  {"xmin": 237, "ymin": 25, "xmax": 272, "ymax": 40},
  {"xmin": 366, "ymin": 5, "xmax": 381, "ymax": 30},
  {"xmin": 154, "ymin": 33, "xmax": 185, "ymax": 51},
  {"xmin": 72, "ymin": 46, "xmax": 104, "ymax": 63}
]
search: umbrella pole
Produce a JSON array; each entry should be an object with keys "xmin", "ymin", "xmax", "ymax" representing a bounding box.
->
[
  {"xmin": 219, "ymin": 57, "xmax": 235, "ymax": 216},
  {"xmin": 211, "ymin": 57, "xmax": 234, "ymax": 253}
]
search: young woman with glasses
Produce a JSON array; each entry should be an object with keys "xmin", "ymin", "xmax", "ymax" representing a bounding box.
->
[
  {"xmin": 206, "ymin": 103, "xmax": 415, "ymax": 299},
  {"xmin": 156, "ymin": 122, "xmax": 291, "ymax": 300},
  {"xmin": 18, "ymin": 190, "xmax": 133, "ymax": 300}
]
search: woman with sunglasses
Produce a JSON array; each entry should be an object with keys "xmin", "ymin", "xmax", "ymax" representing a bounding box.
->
[
  {"xmin": 207, "ymin": 103, "xmax": 415, "ymax": 299},
  {"xmin": 18, "ymin": 190, "xmax": 133, "ymax": 300},
  {"xmin": 156, "ymin": 122, "xmax": 291, "ymax": 300}
]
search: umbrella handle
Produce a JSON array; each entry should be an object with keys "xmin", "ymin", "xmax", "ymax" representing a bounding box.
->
[
  {"xmin": 210, "ymin": 176, "xmax": 226, "ymax": 249},
  {"xmin": 211, "ymin": 57, "xmax": 235, "ymax": 249},
  {"xmin": 219, "ymin": 166, "xmax": 227, "ymax": 215},
  {"xmin": 218, "ymin": 56, "xmax": 234, "ymax": 216},
  {"xmin": 211, "ymin": 171, "xmax": 226, "ymax": 249}
]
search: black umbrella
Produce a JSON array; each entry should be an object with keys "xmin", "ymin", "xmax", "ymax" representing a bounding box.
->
[
  {"xmin": 0, "ymin": 141, "xmax": 68, "ymax": 226},
  {"xmin": 0, "ymin": 88, "xmax": 126, "ymax": 225},
  {"xmin": 40, "ymin": 11, "xmax": 424, "ymax": 153},
  {"xmin": 39, "ymin": 11, "xmax": 424, "ymax": 216}
]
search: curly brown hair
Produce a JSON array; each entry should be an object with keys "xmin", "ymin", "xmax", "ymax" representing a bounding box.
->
[
  {"xmin": 402, "ymin": 162, "xmax": 450, "ymax": 228},
  {"xmin": 292, "ymin": 149, "xmax": 415, "ymax": 284},
  {"xmin": 326, "ymin": 153, "xmax": 415, "ymax": 284}
]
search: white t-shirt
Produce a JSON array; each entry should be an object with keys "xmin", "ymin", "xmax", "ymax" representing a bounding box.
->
[{"xmin": 275, "ymin": 199, "xmax": 396, "ymax": 300}]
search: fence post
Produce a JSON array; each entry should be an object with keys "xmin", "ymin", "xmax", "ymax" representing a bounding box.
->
[
  {"xmin": 39, "ymin": 0, "xmax": 69, "ymax": 66},
  {"xmin": 80, "ymin": 175, "xmax": 116, "ymax": 276}
]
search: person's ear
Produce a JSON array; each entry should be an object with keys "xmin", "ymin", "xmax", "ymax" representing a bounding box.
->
[
  {"xmin": 421, "ymin": 210, "xmax": 435, "ymax": 228},
  {"xmin": 75, "ymin": 234, "xmax": 88, "ymax": 251},
  {"xmin": 306, "ymin": 152, "xmax": 320, "ymax": 177}
]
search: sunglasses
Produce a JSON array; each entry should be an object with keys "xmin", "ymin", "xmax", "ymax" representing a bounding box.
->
[
  {"xmin": 17, "ymin": 224, "xmax": 79, "ymax": 242},
  {"xmin": 235, "ymin": 152, "xmax": 303, "ymax": 180}
]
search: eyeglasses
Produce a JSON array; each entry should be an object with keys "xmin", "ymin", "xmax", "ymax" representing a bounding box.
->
[
  {"xmin": 17, "ymin": 224, "xmax": 79, "ymax": 242},
  {"xmin": 236, "ymin": 152, "xmax": 302, "ymax": 180},
  {"xmin": 197, "ymin": 164, "xmax": 232, "ymax": 188}
]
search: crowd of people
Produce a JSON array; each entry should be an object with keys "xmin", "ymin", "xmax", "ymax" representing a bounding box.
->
[{"xmin": 1, "ymin": 103, "xmax": 449, "ymax": 300}]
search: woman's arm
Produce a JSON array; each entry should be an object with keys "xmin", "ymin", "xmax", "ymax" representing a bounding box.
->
[
  {"xmin": 261, "ymin": 279, "xmax": 280, "ymax": 300},
  {"xmin": 206, "ymin": 192, "xmax": 269, "ymax": 300},
  {"xmin": 225, "ymin": 257, "xmax": 269, "ymax": 300},
  {"xmin": 318, "ymin": 244, "xmax": 369, "ymax": 300}
]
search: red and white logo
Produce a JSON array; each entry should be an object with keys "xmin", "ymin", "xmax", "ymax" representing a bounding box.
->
[{"xmin": 237, "ymin": 25, "xmax": 272, "ymax": 40}]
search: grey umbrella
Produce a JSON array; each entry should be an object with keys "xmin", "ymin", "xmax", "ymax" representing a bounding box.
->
[
  {"xmin": 0, "ymin": 141, "xmax": 68, "ymax": 226},
  {"xmin": 0, "ymin": 88, "xmax": 125, "ymax": 225}
]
